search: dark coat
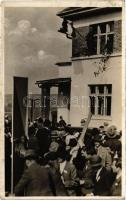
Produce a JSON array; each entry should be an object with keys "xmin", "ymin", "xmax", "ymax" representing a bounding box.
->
[
  {"xmin": 61, "ymin": 161, "xmax": 79, "ymax": 196},
  {"xmin": 104, "ymin": 138, "xmax": 121, "ymax": 154},
  {"xmin": 92, "ymin": 167, "xmax": 112, "ymax": 196},
  {"xmin": 48, "ymin": 166, "xmax": 67, "ymax": 196},
  {"xmin": 14, "ymin": 162, "xmax": 56, "ymax": 196},
  {"xmin": 27, "ymin": 136, "xmax": 39, "ymax": 152},
  {"xmin": 36, "ymin": 127, "xmax": 51, "ymax": 156},
  {"xmin": 59, "ymin": 119, "xmax": 66, "ymax": 127}
]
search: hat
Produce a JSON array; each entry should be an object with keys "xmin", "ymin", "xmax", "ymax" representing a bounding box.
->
[
  {"xmin": 104, "ymin": 122, "xmax": 109, "ymax": 126},
  {"xmin": 24, "ymin": 149, "xmax": 37, "ymax": 160},
  {"xmin": 90, "ymin": 155, "xmax": 102, "ymax": 167},
  {"xmin": 44, "ymin": 152, "xmax": 58, "ymax": 161},
  {"xmin": 99, "ymin": 126, "xmax": 104, "ymax": 129},
  {"xmin": 69, "ymin": 138, "xmax": 77, "ymax": 147},
  {"xmin": 37, "ymin": 117, "xmax": 43, "ymax": 124},
  {"xmin": 106, "ymin": 125, "xmax": 117, "ymax": 138},
  {"xmin": 81, "ymin": 119, "xmax": 86, "ymax": 123}
]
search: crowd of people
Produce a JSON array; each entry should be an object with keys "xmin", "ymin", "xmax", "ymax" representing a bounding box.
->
[{"xmin": 13, "ymin": 115, "xmax": 122, "ymax": 196}]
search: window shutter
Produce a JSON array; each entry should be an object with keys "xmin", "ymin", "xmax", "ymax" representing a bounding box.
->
[{"xmin": 72, "ymin": 26, "xmax": 89, "ymax": 57}]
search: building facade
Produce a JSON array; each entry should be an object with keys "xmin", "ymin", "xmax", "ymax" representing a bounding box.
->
[
  {"xmin": 36, "ymin": 7, "xmax": 122, "ymax": 129},
  {"xmin": 57, "ymin": 7, "xmax": 122, "ymax": 129}
]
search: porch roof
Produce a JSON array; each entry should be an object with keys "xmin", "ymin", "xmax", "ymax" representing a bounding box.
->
[{"xmin": 35, "ymin": 77, "xmax": 71, "ymax": 88}]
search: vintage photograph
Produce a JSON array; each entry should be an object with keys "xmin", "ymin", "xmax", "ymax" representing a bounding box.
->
[{"xmin": 4, "ymin": 4, "xmax": 123, "ymax": 197}]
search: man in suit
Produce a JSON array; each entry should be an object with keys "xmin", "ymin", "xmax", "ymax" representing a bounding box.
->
[
  {"xmin": 36, "ymin": 117, "xmax": 51, "ymax": 158},
  {"xmin": 90, "ymin": 155, "xmax": 113, "ymax": 196},
  {"xmin": 57, "ymin": 150, "xmax": 79, "ymax": 196},
  {"xmin": 14, "ymin": 149, "xmax": 56, "ymax": 196},
  {"xmin": 94, "ymin": 135, "xmax": 112, "ymax": 171}
]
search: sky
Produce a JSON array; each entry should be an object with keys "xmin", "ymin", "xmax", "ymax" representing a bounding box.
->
[{"xmin": 4, "ymin": 7, "xmax": 72, "ymax": 94}]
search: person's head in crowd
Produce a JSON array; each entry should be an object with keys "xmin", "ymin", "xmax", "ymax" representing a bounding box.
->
[
  {"xmin": 69, "ymin": 138, "xmax": 77, "ymax": 148},
  {"xmin": 33, "ymin": 121, "xmax": 38, "ymax": 129},
  {"xmin": 90, "ymin": 155, "xmax": 102, "ymax": 170},
  {"xmin": 106, "ymin": 125, "xmax": 117, "ymax": 138},
  {"xmin": 59, "ymin": 131, "xmax": 68, "ymax": 144},
  {"xmin": 24, "ymin": 149, "xmax": 37, "ymax": 168},
  {"xmin": 28, "ymin": 126, "xmax": 35, "ymax": 137},
  {"xmin": 103, "ymin": 122, "xmax": 109, "ymax": 131},
  {"xmin": 92, "ymin": 128, "xmax": 100, "ymax": 137},
  {"xmin": 80, "ymin": 119, "xmax": 86, "ymax": 127},
  {"xmin": 37, "ymin": 117, "xmax": 43, "ymax": 129},
  {"xmin": 94, "ymin": 135, "xmax": 102, "ymax": 151},
  {"xmin": 99, "ymin": 126, "xmax": 105, "ymax": 133},
  {"xmin": 73, "ymin": 131, "xmax": 80, "ymax": 139},
  {"xmin": 65, "ymin": 126, "xmax": 73, "ymax": 135},
  {"xmin": 44, "ymin": 119, "xmax": 51, "ymax": 128},
  {"xmin": 59, "ymin": 116, "xmax": 63, "ymax": 120}
]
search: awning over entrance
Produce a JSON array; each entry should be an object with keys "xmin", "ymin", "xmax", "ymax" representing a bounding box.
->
[{"xmin": 35, "ymin": 77, "xmax": 71, "ymax": 87}]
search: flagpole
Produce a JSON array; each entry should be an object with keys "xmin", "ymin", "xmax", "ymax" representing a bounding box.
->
[{"xmin": 11, "ymin": 79, "xmax": 14, "ymax": 195}]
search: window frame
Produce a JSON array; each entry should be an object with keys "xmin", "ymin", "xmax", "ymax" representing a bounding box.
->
[
  {"xmin": 88, "ymin": 84, "xmax": 112, "ymax": 116},
  {"xmin": 91, "ymin": 21, "xmax": 114, "ymax": 55}
]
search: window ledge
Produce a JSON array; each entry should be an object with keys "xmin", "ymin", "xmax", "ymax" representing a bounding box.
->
[
  {"xmin": 91, "ymin": 115, "xmax": 112, "ymax": 121},
  {"xmin": 71, "ymin": 52, "xmax": 121, "ymax": 61}
]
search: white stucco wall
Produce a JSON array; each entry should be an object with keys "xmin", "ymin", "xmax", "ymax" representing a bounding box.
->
[
  {"xmin": 69, "ymin": 55, "xmax": 122, "ymax": 129},
  {"xmin": 58, "ymin": 65, "xmax": 72, "ymax": 78}
]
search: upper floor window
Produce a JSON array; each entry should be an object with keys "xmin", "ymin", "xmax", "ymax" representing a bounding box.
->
[
  {"xmin": 89, "ymin": 84, "xmax": 112, "ymax": 116},
  {"xmin": 87, "ymin": 21, "xmax": 114, "ymax": 55}
]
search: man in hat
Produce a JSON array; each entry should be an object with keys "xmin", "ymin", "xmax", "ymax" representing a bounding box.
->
[
  {"xmin": 94, "ymin": 135, "xmax": 112, "ymax": 171},
  {"xmin": 90, "ymin": 155, "xmax": 112, "ymax": 196},
  {"xmin": 57, "ymin": 150, "xmax": 79, "ymax": 196},
  {"xmin": 80, "ymin": 119, "xmax": 86, "ymax": 127},
  {"xmin": 58, "ymin": 116, "xmax": 66, "ymax": 128},
  {"xmin": 104, "ymin": 125, "xmax": 121, "ymax": 159},
  {"xmin": 36, "ymin": 117, "xmax": 51, "ymax": 158},
  {"xmin": 14, "ymin": 149, "xmax": 56, "ymax": 196}
]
